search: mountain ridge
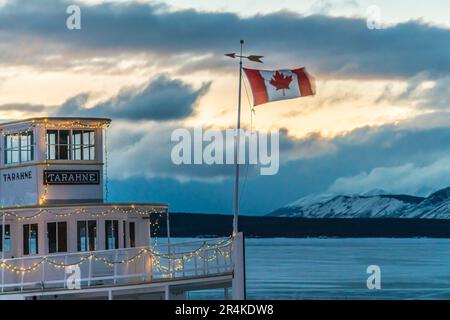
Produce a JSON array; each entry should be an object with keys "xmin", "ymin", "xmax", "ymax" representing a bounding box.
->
[{"xmin": 270, "ymin": 187, "xmax": 450, "ymax": 219}]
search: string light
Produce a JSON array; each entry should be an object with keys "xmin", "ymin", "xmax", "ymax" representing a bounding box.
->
[
  {"xmin": 0, "ymin": 207, "xmax": 166, "ymax": 222},
  {"xmin": 36, "ymin": 119, "xmax": 110, "ymax": 130},
  {"xmin": 0, "ymin": 125, "xmax": 35, "ymax": 137},
  {"xmin": 0, "ymin": 206, "xmax": 169, "ymax": 274},
  {"xmin": 0, "ymin": 206, "xmax": 178, "ymax": 275},
  {"xmin": 0, "ymin": 119, "xmax": 110, "ymax": 137},
  {"xmin": 0, "ymin": 237, "xmax": 233, "ymax": 275}
]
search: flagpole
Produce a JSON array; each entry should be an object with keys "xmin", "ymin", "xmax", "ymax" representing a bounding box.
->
[
  {"xmin": 233, "ymin": 39, "xmax": 244, "ymax": 236},
  {"xmin": 226, "ymin": 40, "xmax": 262, "ymax": 300}
]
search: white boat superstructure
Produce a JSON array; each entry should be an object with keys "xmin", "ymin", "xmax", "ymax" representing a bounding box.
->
[
  {"xmin": 0, "ymin": 117, "xmax": 244, "ymax": 300},
  {"xmin": 0, "ymin": 234, "xmax": 235, "ymax": 300}
]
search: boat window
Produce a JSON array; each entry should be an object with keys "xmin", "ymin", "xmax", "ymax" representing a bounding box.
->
[
  {"xmin": 4, "ymin": 131, "xmax": 34, "ymax": 164},
  {"xmin": 47, "ymin": 222, "xmax": 67, "ymax": 253},
  {"xmin": 47, "ymin": 130, "xmax": 57, "ymax": 160},
  {"xmin": 105, "ymin": 220, "xmax": 119, "ymax": 250},
  {"xmin": 77, "ymin": 220, "xmax": 97, "ymax": 252},
  {"xmin": 23, "ymin": 224, "xmax": 38, "ymax": 255},
  {"xmin": 58, "ymin": 130, "xmax": 70, "ymax": 160},
  {"xmin": 129, "ymin": 222, "xmax": 136, "ymax": 248},
  {"xmin": 72, "ymin": 130, "xmax": 95, "ymax": 160},
  {"xmin": 47, "ymin": 129, "xmax": 95, "ymax": 161},
  {"xmin": 47, "ymin": 130, "xmax": 70, "ymax": 160},
  {"xmin": 0, "ymin": 224, "xmax": 11, "ymax": 252}
]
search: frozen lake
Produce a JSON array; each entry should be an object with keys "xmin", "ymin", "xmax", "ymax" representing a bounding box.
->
[{"xmin": 186, "ymin": 238, "xmax": 450, "ymax": 299}]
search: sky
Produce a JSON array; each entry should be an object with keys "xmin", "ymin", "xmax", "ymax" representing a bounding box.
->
[{"xmin": 0, "ymin": 0, "xmax": 449, "ymax": 214}]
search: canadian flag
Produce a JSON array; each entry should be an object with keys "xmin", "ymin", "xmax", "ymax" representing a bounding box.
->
[{"xmin": 243, "ymin": 67, "xmax": 316, "ymax": 106}]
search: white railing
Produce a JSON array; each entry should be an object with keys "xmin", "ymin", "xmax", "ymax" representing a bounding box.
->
[{"xmin": 0, "ymin": 237, "xmax": 233, "ymax": 293}]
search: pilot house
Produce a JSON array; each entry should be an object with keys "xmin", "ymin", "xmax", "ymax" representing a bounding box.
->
[{"xmin": 0, "ymin": 117, "xmax": 167, "ymax": 259}]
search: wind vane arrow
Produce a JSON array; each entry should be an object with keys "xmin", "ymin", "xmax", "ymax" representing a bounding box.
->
[
  {"xmin": 247, "ymin": 55, "xmax": 264, "ymax": 63},
  {"xmin": 225, "ymin": 52, "xmax": 263, "ymax": 63},
  {"xmin": 225, "ymin": 53, "xmax": 236, "ymax": 59}
]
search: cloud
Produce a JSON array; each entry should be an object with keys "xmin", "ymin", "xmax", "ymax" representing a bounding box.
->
[
  {"xmin": 0, "ymin": 103, "xmax": 46, "ymax": 113},
  {"xmin": 105, "ymin": 124, "xmax": 340, "ymax": 182},
  {"xmin": 328, "ymin": 157, "xmax": 450, "ymax": 196},
  {"xmin": 307, "ymin": 0, "xmax": 359, "ymax": 16},
  {"xmin": 374, "ymin": 73, "xmax": 450, "ymax": 112},
  {"xmin": 0, "ymin": 73, "xmax": 210, "ymax": 122},
  {"xmin": 53, "ymin": 74, "xmax": 210, "ymax": 121},
  {"xmin": 418, "ymin": 76, "xmax": 450, "ymax": 110},
  {"xmin": 103, "ymin": 115, "xmax": 450, "ymax": 187},
  {"xmin": 107, "ymin": 122, "xmax": 239, "ymax": 182},
  {"xmin": 0, "ymin": 0, "xmax": 449, "ymax": 79},
  {"xmin": 278, "ymin": 128, "xmax": 337, "ymax": 162}
]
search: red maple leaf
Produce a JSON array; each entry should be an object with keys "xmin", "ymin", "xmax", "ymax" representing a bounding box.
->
[{"xmin": 269, "ymin": 71, "xmax": 293, "ymax": 96}]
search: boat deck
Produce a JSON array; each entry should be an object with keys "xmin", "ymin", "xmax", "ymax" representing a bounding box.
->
[{"xmin": 0, "ymin": 237, "xmax": 234, "ymax": 299}]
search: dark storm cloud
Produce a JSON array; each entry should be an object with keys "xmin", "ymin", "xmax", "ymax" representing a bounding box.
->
[
  {"xmin": 54, "ymin": 74, "xmax": 210, "ymax": 121},
  {"xmin": 0, "ymin": 0, "xmax": 449, "ymax": 78},
  {"xmin": 0, "ymin": 74, "xmax": 209, "ymax": 121}
]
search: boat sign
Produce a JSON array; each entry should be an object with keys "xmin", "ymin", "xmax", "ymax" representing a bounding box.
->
[{"xmin": 43, "ymin": 170, "xmax": 100, "ymax": 185}]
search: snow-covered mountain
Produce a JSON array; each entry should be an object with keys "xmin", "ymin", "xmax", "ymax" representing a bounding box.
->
[{"xmin": 269, "ymin": 187, "xmax": 450, "ymax": 219}]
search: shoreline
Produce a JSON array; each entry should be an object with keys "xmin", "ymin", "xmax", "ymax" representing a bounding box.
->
[{"xmin": 158, "ymin": 212, "xmax": 450, "ymax": 238}]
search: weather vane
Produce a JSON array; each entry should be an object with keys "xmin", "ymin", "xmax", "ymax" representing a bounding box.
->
[{"xmin": 225, "ymin": 40, "xmax": 264, "ymax": 63}]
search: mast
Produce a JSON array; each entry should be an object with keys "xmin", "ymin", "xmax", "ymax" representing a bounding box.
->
[
  {"xmin": 232, "ymin": 40, "xmax": 244, "ymax": 236},
  {"xmin": 225, "ymin": 41, "xmax": 263, "ymax": 236}
]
